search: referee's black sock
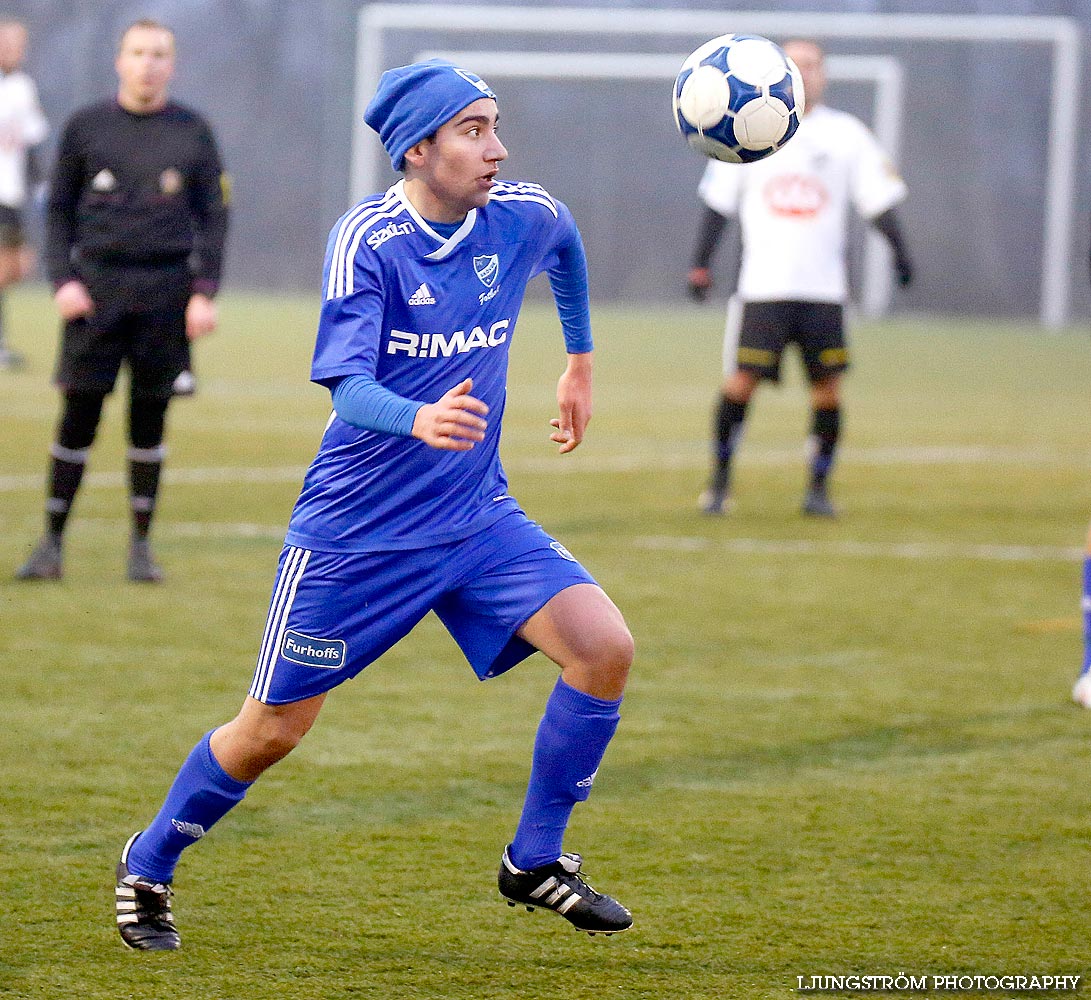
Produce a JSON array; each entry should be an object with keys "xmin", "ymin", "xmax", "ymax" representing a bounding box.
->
[
  {"xmin": 808, "ymin": 406, "xmax": 841, "ymax": 491},
  {"xmin": 711, "ymin": 395, "xmax": 748, "ymax": 494},
  {"xmin": 46, "ymin": 443, "xmax": 89, "ymax": 538},
  {"xmin": 128, "ymin": 447, "xmax": 164, "ymax": 538}
]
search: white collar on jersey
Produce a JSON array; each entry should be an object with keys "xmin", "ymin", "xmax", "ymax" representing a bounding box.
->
[{"xmin": 392, "ymin": 179, "xmax": 476, "ymax": 262}]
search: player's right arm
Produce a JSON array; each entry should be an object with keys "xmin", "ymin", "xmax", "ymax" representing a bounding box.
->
[
  {"xmin": 46, "ymin": 114, "xmax": 95, "ymax": 320},
  {"xmin": 689, "ymin": 160, "xmax": 741, "ymax": 301},
  {"xmin": 688, "ymin": 206, "xmax": 728, "ymax": 301}
]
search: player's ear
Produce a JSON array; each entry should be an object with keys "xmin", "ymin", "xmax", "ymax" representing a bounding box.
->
[{"xmin": 402, "ymin": 136, "xmax": 433, "ymax": 171}]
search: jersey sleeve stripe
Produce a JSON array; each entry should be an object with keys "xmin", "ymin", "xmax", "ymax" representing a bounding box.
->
[{"xmin": 326, "ymin": 191, "xmax": 399, "ymax": 300}]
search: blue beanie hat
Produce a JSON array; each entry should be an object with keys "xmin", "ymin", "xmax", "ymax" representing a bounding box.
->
[{"xmin": 364, "ymin": 59, "xmax": 497, "ymax": 172}]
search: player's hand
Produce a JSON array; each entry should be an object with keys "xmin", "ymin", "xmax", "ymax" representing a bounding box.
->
[
  {"xmin": 412, "ymin": 378, "xmax": 489, "ymax": 451},
  {"xmin": 186, "ymin": 293, "xmax": 218, "ymax": 339},
  {"xmin": 894, "ymin": 254, "xmax": 914, "ymax": 287},
  {"xmin": 552, "ymin": 353, "xmax": 592, "ymax": 454},
  {"xmin": 54, "ymin": 279, "xmax": 94, "ymax": 321},
  {"xmin": 687, "ymin": 266, "xmax": 712, "ymax": 301}
]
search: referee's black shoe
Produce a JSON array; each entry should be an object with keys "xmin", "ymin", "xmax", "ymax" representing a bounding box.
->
[
  {"xmin": 14, "ymin": 533, "xmax": 62, "ymax": 580},
  {"xmin": 115, "ymin": 832, "xmax": 181, "ymax": 951},
  {"xmin": 498, "ymin": 847, "xmax": 633, "ymax": 936}
]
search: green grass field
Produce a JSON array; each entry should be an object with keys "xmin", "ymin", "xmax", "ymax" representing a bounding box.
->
[{"xmin": 0, "ymin": 285, "xmax": 1088, "ymax": 999}]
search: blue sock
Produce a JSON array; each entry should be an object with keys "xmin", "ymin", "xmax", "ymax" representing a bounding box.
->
[
  {"xmin": 508, "ymin": 677, "xmax": 622, "ymax": 871},
  {"xmin": 1082, "ymin": 557, "xmax": 1091, "ymax": 675},
  {"xmin": 126, "ymin": 730, "xmax": 252, "ymax": 883}
]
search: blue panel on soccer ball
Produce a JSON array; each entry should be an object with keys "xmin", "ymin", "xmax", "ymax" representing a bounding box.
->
[
  {"xmin": 726, "ymin": 79, "xmax": 762, "ymax": 115},
  {"xmin": 769, "ymin": 76, "xmax": 795, "ymax": 106},
  {"xmin": 736, "ymin": 145, "xmax": 774, "ymax": 163},
  {"xmin": 779, "ymin": 114, "xmax": 800, "ymax": 146}
]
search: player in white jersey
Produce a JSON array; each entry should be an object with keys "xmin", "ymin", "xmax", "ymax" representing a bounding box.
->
[
  {"xmin": 0, "ymin": 18, "xmax": 47, "ymax": 369},
  {"xmin": 688, "ymin": 39, "xmax": 913, "ymax": 518},
  {"xmin": 113, "ymin": 59, "xmax": 634, "ymax": 951}
]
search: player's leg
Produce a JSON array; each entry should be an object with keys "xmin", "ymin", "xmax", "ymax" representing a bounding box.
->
[
  {"xmin": 500, "ymin": 584, "xmax": 634, "ymax": 934},
  {"xmin": 116, "ymin": 693, "xmax": 325, "ymax": 951},
  {"xmin": 117, "ymin": 544, "xmax": 439, "ymax": 949},
  {"xmin": 800, "ymin": 303, "xmax": 849, "ymax": 518},
  {"xmin": 125, "ymin": 283, "xmax": 189, "ymax": 580},
  {"xmin": 1072, "ymin": 521, "xmax": 1091, "ymax": 707},
  {"xmin": 803, "ymin": 373, "xmax": 843, "ymax": 517},
  {"xmin": 14, "ymin": 390, "xmax": 107, "ymax": 580},
  {"xmin": 436, "ymin": 519, "xmax": 634, "ymax": 933},
  {"xmin": 0, "ymin": 209, "xmax": 26, "ymax": 369},
  {"xmin": 701, "ymin": 298, "xmax": 782, "ymax": 515},
  {"xmin": 125, "ymin": 392, "xmax": 171, "ymax": 582}
]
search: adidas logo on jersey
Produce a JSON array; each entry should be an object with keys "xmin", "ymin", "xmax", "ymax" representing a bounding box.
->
[{"xmin": 408, "ymin": 283, "xmax": 436, "ymax": 306}]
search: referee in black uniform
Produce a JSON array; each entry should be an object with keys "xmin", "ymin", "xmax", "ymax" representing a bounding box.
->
[{"xmin": 16, "ymin": 18, "xmax": 228, "ymax": 582}]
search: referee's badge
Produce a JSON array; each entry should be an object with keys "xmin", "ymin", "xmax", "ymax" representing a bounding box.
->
[
  {"xmin": 91, "ymin": 169, "xmax": 116, "ymax": 192},
  {"xmin": 473, "ymin": 254, "xmax": 499, "ymax": 288},
  {"xmin": 159, "ymin": 168, "xmax": 183, "ymax": 195}
]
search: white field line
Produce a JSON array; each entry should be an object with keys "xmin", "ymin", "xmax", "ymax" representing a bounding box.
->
[
  {"xmin": 0, "ymin": 444, "xmax": 1087, "ymax": 493},
  {"xmin": 634, "ymin": 535, "xmax": 1082, "ymax": 563},
  {"xmin": 21, "ymin": 518, "xmax": 1080, "ymax": 564}
]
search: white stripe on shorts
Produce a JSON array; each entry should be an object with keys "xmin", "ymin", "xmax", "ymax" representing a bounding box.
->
[
  {"xmin": 721, "ymin": 294, "xmax": 743, "ymax": 378},
  {"xmin": 249, "ymin": 546, "xmax": 311, "ymax": 703}
]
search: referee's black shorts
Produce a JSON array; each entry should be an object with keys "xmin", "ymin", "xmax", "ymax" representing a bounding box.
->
[
  {"xmin": 55, "ymin": 259, "xmax": 192, "ymax": 399},
  {"xmin": 725, "ymin": 299, "xmax": 849, "ymax": 384}
]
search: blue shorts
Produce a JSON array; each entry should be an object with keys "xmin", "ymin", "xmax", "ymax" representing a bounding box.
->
[{"xmin": 248, "ymin": 510, "xmax": 596, "ymax": 704}]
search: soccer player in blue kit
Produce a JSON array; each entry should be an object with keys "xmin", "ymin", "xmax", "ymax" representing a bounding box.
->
[{"xmin": 114, "ymin": 59, "xmax": 635, "ymax": 949}]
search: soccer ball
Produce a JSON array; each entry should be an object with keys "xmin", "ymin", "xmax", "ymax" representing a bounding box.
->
[{"xmin": 673, "ymin": 33, "xmax": 804, "ymax": 163}]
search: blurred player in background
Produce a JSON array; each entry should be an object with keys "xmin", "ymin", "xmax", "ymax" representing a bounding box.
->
[
  {"xmin": 1070, "ymin": 237, "xmax": 1091, "ymax": 708},
  {"xmin": 0, "ymin": 17, "xmax": 48, "ymax": 370},
  {"xmin": 113, "ymin": 58, "xmax": 634, "ymax": 951},
  {"xmin": 14, "ymin": 19, "xmax": 228, "ymax": 582},
  {"xmin": 1072, "ymin": 523, "xmax": 1091, "ymax": 707},
  {"xmin": 688, "ymin": 39, "xmax": 913, "ymax": 518}
]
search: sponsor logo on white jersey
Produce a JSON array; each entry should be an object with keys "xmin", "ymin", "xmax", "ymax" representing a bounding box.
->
[
  {"xmin": 366, "ymin": 219, "xmax": 415, "ymax": 250},
  {"xmin": 407, "ymin": 282, "xmax": 436, "ymax": 306},
  {"xmin": 171, "ymin": 819, "xmax": 206, "ymax": 840},
  {"xmin": 387, "ymin": 319, "xmax": 510, "ymax": 359},
  {"xmin": 762, "ymin": 174, "xmax": 828, "ymax": 218},
  {"xmin": 91, "ymin": 168, "xmax": 116, "ymax": 192}
]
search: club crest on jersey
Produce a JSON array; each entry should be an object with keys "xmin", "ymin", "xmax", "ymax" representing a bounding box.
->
[
  {"xmin": 159, "ymin": 168, "xmax": 183, "ymax": 195},
  {"xmin": 91, "ymin": 169, "xmax": 117, "ymax": 192},
  {"xmin": 281, "ymin": 629, "xmax": 346, "ymax": 669},
  {"xmin": 473, "ymin": 254, "xmax": 499, "ymax": 287}
]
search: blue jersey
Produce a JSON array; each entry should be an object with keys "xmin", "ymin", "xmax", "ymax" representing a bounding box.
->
[{"xmin": 285, "ymin": 179, "xmax": 590, "ymax": 552}]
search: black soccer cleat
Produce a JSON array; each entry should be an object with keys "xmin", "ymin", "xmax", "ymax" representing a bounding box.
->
[
  {"xmin": 127, "ymin": 536, "xmax": 164, "ymax": 583},
  {"xmin": 115, "ymin": 832, "xmax": 181, "ymax": 951},
  {"xmin": 14, "ymin": 534, "xmax": 63, "ymax": 581},
  {"xmin": 498, "ymin": 847, "xmax": 633, "ymax": 936}
]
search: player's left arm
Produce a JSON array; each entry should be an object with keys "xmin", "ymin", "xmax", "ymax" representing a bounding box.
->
[
  {"xmin": 543, "ymin": 201, "xmax": 594, "ymax": 453},
  {"xmin": 187, "ymin": 119, "xmax": 230, "ymax": 338},
  {"xmin": 870, "ymin": 207, "xmax": 914, "ymax": 287},
  {"xmin": 853, "ymin": 122, "xmax": 913, "ymax": 289}
]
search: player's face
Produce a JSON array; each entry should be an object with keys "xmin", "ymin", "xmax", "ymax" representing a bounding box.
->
[
  {"xmin": 784, "ymin": 40, "xmax": 826, "ymax": 110},
  {"xmin": 405, "ymin": 98, "xmax": 508, "ymax": 222},
  {"xmin": 115, "ymin": 26, "xmax": 175, "ymax": 112},
  {"xmin": 0, "ymin": 23, "xmax": 28, "ymax": 74}
]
